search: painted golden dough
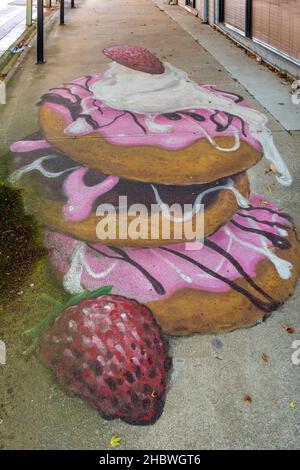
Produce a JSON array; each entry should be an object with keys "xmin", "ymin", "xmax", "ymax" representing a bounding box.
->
[{"xmin": 9, "ymin": 137, "xmax": 250, "ymax": 246}]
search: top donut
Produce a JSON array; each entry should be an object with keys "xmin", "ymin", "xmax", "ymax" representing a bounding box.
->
[{"xmin": 39, "ymin": 45, "xmax": 291, "ymax": 186}]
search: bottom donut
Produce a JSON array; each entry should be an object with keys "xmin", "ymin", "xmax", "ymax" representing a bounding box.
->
[{"xmin": 45, "ymin": 195, "xmax": 300, "ymax": 335}]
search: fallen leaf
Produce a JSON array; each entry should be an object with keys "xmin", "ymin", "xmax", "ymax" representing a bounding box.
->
[
  {"xmin": 260, "ymin": 200, "xmax": 269, "ymax": 206},
  {"xmin": 244, "ymin": 394, "xmax": 252, "ymax": 404},
  {"xmin": 269, "ymin": 163, "xmax": 282, "ymax": 177},
  {"xmin": 280, "ymin": 324, "xmax": 295, "ymax": 334},
  {"xmin": 288, "ymin": 401, "xmax": 296, "ymax": 409},
  {"xmin": 110, "ymin": 436, "xmax": 122, "ymax": 447},
  {"xmin": 272, "ymin": 400, "xmax": 277, "ymax": 405},
  {"xmin": 261, "ymin": 353, "xmax": 269, "ymax": 362},
  {"xmin": 267, "ymin": 186, "xmax": 273, "ymax": 192}
]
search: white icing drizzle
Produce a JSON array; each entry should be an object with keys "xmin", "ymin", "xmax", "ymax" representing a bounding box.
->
[
  {"xmin": 65, "ymin": 117, "xmax": 93, "ymax": 136},
  {"xmin": 251, "ymin": 127, "xmax": 292, "ymax": 186},
  {"xmin": 278, "ymin": 227, "xmax": 288, "ymax": 237},
  {"xmin": 151, "ymin": 178, "xmax": 250, "ymax": 222},
  {"xmin": 145, "ymin": 115, "xmax": 173, "ymax": 134},
  {"xmin": 150, "ymin": 249, "xmax": 192, "ymax": 284},
  {"xmin": 197, "ymin": 236, "xmax": 234, "ymax": 279},
  {"xmin": 63, "ymin": 242, "xmax": 117, "ymax": 294},
  {"xmin": 224, "ymin": 226, "xmax": 292, "ymax": 280},
  {"xmin": 90, "ymin": 62, "xmax": 292, "ymax": 186},
  {"xmin": 238, "ymin": 208, "xmax": 289, "ymax": 237},
  {"xmin": 65, "ymin": 94, "xmax": 99, "ymax": 135},
  {"xmin": 182, "ymin": 113, "xmax": 241, "ymax": 152},
  {"xmin": 9, "ymin": 155, "xmax": 80, "ymax": 184}
]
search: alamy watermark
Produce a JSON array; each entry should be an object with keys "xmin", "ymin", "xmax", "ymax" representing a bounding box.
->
[
  {"xmin": 0, "ymin": 340, "xmax": 6, "ymax": 365},
  {"xmin": 95, "ymin": 196, "xmax": 204, "ymax": 250},
  {"xmin": 0, "ymin": 81, "xmax": 6, "ymax": 105},
  {"xmin": 291, "ymin": 340, "xmax": 300, "ymax": 365}
]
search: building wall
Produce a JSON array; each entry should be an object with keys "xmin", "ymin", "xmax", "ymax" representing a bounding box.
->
[
  {"xmin": 224, "ymin": 0, "xmax": 246, "ymax": 33},
  {"xmin": 178, "ymin": 0, "xmax": 300, "ymax": 75},
  {"xmin": 252, "ymin": 0, "xmax": 300, "ymax": 64}
]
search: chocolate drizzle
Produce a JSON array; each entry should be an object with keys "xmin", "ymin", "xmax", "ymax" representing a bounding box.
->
[
  {"xmin": 86, "ymin": 206, "xmax": 291, "ymax": 313},
  {"xmin": 124, "ymin": 111, "xmax": 147, "ymax": 134},
  {"xmin": 238, "ymin": 212, "xmax": 289, "ymax": 230},
  {"xmin": 204, "ymin": 238, "xmax": 274, "ymax": 301},
  {"xmin": 210, "ymin": 111, "xmax": 247, "ymax": 137},
  {"xmin": 39, "ymin": 78, "xmax": 149, "ymax": 136},
  {"xmin": 209, "ymin": 86, "xmax": 244, "ymax": 103},
  {"xmin": 159, "ymin": 246, "xmax": 281, "ymax": 313},
  {"xmin": 231, "ymin": 220, "xmax": 291, "ymax": 249},
  {"xmin": 243, "ymin": 205, "xmax": 293, "ymax": 222},
  {"xmin": 86, "ymin": 244, "xmax": 165, "ymax": 295},
  {"xmin": 39, "ymin": 92, "xmax": 81, "ymax": 121}
]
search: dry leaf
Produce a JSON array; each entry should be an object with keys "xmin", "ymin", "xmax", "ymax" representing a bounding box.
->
[
  {"xmin": 288, "ymin": 401, "xmax": 296, "ymax": 409},
  {"xmin": 261, "ymin": 353, "xmax": 269, "ymax": 362},
  {"xmin": 110, "ymin": 436, "xmax": 122, "ymax": 447},
  {"xmin": 272, "ymin": 400, "xmax": 277, "ymax": 405},
  {"xmin": 269, "ymin": 163, "xmax": 282, "ymax": 177},
  {"xmin": 281, "ymin": 324, "xmax": 295, "ymax": 334},
  {"xmin": 260, "ymin": 200, "xmax": 269, "ymax": 206},
  {"xmin": 244, "ymin": 394, "xmax": 252, "ymax": 404},
  {"xmin": 267, "ymin": 186, "xmax": 273, "ymax": 193}
]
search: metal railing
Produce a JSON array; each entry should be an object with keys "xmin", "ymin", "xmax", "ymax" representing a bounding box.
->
[{"xmin": 25, "ymin": 1, "xmax": 75, "ymax": 63}]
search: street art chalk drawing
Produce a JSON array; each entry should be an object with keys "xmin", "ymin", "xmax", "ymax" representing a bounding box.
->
[{"xmin": 10, "ymin": 45, "xmax": 299, "ymax": 425}]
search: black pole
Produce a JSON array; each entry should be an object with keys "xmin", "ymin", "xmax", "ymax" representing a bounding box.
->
[
  {"xmin": 60, "ymin": 0, "xmax": 64, "ymax": 25},
  {"xmin": 71, "ymin": 0, "xmax": 75, "ymax": 7},
  {"xmin": 36, "ymin": 0, "xmax": 44, "ymax": 64},
  {"xmin": 245, "ymin": 0, "xmax": 252, "ymax": 38},
  {"xmin": 218, "ymin": 0, "xmax": 225, "ymax": 23}
]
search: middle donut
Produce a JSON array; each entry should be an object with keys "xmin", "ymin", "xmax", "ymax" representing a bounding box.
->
[{"xmin": 9, "ymin": 134, "xmax": 250, "ymax": 247}]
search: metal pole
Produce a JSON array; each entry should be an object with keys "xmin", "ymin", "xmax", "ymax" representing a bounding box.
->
[
  {"xmin": 71, "ymin": 0, "xmax": 75, "ymax": 7},
  {"xmin": 245, "ymin": 0, "xmax": 252, "ymax": 38},
  {"xmin": 37, "ymin": 0, "xmax": 44, "ymax": 64},
  {"xmin": 203, "ymin": 0, "xmax": 209, "ymax": 23},
  {"xmin": 26, "ymin": 0, "xmax": 32, "ymax": 26},
  {"xmin": 60, "ymin": 0, "xmax": 65, "ymax": 25},
  {"xmin": 218, "ymin": 0, "xmax": 225, "ymax": 23}
]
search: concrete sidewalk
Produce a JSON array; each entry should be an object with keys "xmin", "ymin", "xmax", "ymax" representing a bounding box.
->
[
  {"xmin": 0, "ymin": 1, "xmax": 37, "ymax": 57},
  {"xmin": 0, "ymin": 0, "xmax": 299, "ymax": 450}
]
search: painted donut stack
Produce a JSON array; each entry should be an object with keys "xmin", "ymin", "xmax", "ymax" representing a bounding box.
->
[{"xmin": 9, "ymin": 46, "xmax": 299, "ymax": 335}]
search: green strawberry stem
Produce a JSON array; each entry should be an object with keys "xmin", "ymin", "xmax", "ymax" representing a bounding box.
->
[
  {"xmin": 64, "ymin": 285, "xmax": 113, "ymax": 308},
  {"xmin": 39, "ymin": 293, "xmax": 64, "ymax": 309},
  {"xmin": 23, "ymin": 285, "xmax": 113, "ymax": 356}
]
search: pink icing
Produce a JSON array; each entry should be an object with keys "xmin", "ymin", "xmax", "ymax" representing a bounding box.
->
[
  {"xmin": 41, "ymin": 75, "xmax": 262, "ymax": 152},
  {"xmin": 10, "ymin": 140, "xmax": 51, "ymax": 153},
  {"xmin": 45, "ymin": 195, "xmax": 293, "ymax": 302},
  {"xmin": 63, "ymin": 168, "xmax": 119, "ymax": 222}
]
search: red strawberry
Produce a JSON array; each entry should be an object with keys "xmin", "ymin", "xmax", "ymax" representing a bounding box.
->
[
  {"xmin": 103, "ymin": 45, "xmax": 165, "ymax": 75},
  {"xmin": 39, "ymin": 293, "xmax": 172, "ymax": 425}
]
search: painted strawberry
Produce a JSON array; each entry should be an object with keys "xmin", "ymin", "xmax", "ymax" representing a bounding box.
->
[
  {"xmin": 25, "ymin": 288, "xmax": 172, "ymax": 425},
  {"xmin": 103, "ymin": 45, "xmax": 165, "ymax": 75}
]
